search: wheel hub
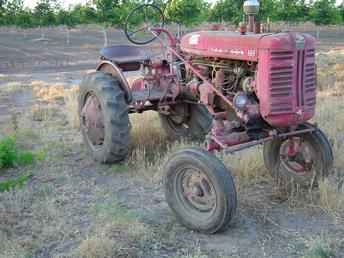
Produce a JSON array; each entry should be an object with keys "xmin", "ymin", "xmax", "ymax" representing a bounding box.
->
[
  {"xmin": 181, "ymin": 169, "xmax": 216, "ymax": 212},
  {"xmin": 81, "ymin": 94, "xmax": 105, "ymax": 148},
  {"xmin": 280, "ymin": 138, "xmax": 314, "ymax": 176}
]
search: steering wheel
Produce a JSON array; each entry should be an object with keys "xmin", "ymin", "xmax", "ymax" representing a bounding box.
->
[{"xmin": 124, "ymin": 4, "xmax": 165, "ymax": 45}]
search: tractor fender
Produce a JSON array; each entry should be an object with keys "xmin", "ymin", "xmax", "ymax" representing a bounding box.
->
[{"xmin": 96, "ymin": 61, "xmax": 133, "ymax": 104}]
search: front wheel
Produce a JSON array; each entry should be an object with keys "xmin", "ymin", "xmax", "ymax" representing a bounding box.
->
[
  {"xmin": 164, "ymin": 147, "xmax": 237, "ymax": 234},
  {"xmin": 263, "ymin": 124, "xmax": 333, "ymax": 187}
]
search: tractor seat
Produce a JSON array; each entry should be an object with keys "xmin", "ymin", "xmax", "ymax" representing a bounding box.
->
[{"xmin": 100, "ymin": 45, "xmax": 153, "ymax": 64}]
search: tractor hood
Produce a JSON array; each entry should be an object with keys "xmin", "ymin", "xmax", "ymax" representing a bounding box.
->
[{"xmin": 180, "ymin": 31, "xmax": 314, "ymax": 62}]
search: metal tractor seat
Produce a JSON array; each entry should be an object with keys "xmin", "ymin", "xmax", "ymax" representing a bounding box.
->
[{"xmin": 100, "ymin": 45, "xmax": 153, "ymax": 64}]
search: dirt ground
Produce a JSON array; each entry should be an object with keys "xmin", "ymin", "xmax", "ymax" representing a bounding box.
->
[{"xmin": 0, "ymin": 27, "xmax": 344, "ymax": 258}]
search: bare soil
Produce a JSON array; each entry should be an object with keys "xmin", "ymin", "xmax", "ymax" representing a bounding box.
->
[{"xmin": 0, "ymin": 27, "xmax": 343, "ymax": 258}]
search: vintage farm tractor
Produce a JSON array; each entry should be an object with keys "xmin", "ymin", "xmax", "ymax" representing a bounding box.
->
[{"xmin": 79, "ymin": 0, "xmax": 333, "ymax": 233}]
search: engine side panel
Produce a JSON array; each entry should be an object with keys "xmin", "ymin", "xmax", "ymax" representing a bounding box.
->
[
  {"xmin": 181, "ymin": 31, "xmax": 271, "ymax": 62},
  {"xmin": 257, "ymin": 33, "xmax": 316, "ymax": 127}
]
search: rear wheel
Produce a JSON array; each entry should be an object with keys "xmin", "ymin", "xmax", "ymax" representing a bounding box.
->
[
  {"xmin": 164, "ymin": 147, "xmax": 237, "ymax": 234},
  {"xmin": 263, "ymin": 124, "xmax": 333, "ymax": 187},
  {"xmin": 159, "ymin": 104, "xmax": 212, "ymax": 140},
  {"xmin": 79, "ymin": 72, "xmax": 130, "ymax": 163}
]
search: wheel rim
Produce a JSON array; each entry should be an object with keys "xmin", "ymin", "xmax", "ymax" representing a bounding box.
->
[
  {"xmin": 175, "ymin": 167, "xmax": 217, "ymax": 215},
  {"xmin": 81, "ymin": 93, "xmax": 105, "ymax": 150},
  {"xmin": 279, "ymin": 137, "xmax": 315, "ymax": 176}
]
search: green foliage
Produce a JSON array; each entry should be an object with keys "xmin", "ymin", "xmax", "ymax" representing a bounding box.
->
[
  {"xmin": 310, "ymin": 0, "xmax": 342, "ymax": 25},
  {"xmin": 0, "ymin": 173, "xmax": 32, "ymax": 192},
  {"xmin": 33, "ymin": 0, "xmax": 56, "ymax": 26},
  {"xmin": 303, "ymin": 242, "xmax": 335, "ymax": 258},
  {"xmin": 0, "ymin": 135, "xmax": 37, "ymax": 169},
  {"xmin": 0, "ymin": 136, "xmax": 18, "ymax": 168},
  {"xmin": 209, "ymin": 0, "xmax": 244, "ymax": 24},
  {"xmin": 0, "ymin": 0, "xmax": 343, "ymax": 28},
  {"xmin": 111, "ymin": 163, "xmax": 129, "ymax": 173},
  {"xmin": 166, "ymin": 0, "xmax": 209, "ymax": 26}
]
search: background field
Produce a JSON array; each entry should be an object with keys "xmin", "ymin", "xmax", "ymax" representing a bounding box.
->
[{"xmin": 0, "ymin": 27, "xmax": 344, "ymax": 258}]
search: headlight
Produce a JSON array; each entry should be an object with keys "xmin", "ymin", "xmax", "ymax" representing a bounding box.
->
[{"xmin": 233, "ymin": 92, "xmax": 249, "ymax": 110}]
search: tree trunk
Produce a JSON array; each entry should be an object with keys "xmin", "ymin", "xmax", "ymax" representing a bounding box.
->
[
  {"xmin": 177, "ymin": 23, "xmax": 181, "ymax": 39},
  {"xmin": 103, "ymin": 27, "xmax": 108, "ymax": 47},
  {"xmin": 40, "ymin": 26, "xmax": 45, "ymax": 40},
  {"xmin": 66, "ymin": 28, "xmax": 71, "ymax": 45}
]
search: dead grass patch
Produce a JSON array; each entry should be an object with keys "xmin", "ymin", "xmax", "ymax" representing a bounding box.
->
[
  {"xmin": 77, "ymin": 196, "xmax": 151, "ymax": 258},
  {"xmin": 318, "ymin": 179, "xmax": 344, "ymax": 218},
  {"xmin": 0, "ymin": 82, "xmax": 30, "ymax": 94},
  {"xmin": 32, "ymin": 81, "xmax": 65, "ymax": 102},
  {"xmin": 31, "ymin": 81, "xmax": 80, "ymax": 128},
  {"xmin": 64, "ymin": 85, "xmax": 80, "ymax": 128}
]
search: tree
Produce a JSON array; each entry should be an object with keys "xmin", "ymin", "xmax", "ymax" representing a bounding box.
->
[
  {"xmin": 209, "ymin": 0, "xmax": 243, "ymax": 24},
  {"xmin": 93, "ymin": 0, "xmax": 120, "ymax": 25},
  {"xmin": 3, "ymin": 0, "xmax": 24, "ymax": 25},
  {"xmin": 339, "ymin": 2, "xmax": 344, "ymax": 23},
  {"xmin": 16, "ymin": 7, "xmax": 33, "ymax": 28},
  {"xmin": 70, "ymin": 4, "xmax": 97, "ymax": 24},
  {"xmin": 0, "ymin": 0, "xmax": 8, "ymax": 25},
  {"xmin": 275, "ymin": 0, "xmax": 310, "ymax": 22},
  {"xmin": 310, "ymin": 0, "xmax": 342, "ymax": 25},
  {"xmin": 166, "ymin": 0, "xmax": 209, "ymax": 26},
  {"xmin": 33, "ymin": 0, "xmax": 56, "ymax": 26}
]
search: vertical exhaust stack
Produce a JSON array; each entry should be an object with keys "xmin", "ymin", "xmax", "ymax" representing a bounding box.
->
[{"xmin": 243, "ymin": 0, "xmax": 260, "ymax": 33}]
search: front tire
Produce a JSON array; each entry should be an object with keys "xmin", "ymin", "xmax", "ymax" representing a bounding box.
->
[
  {"xmin": 79, "ymin": 72, "xmax": 130, "ymax": 163},
  {"xmin": 263, "ymin": 124, "xmax": 333, "ymax": 187},
  {"xmin": 164, "ymin": 147, "xmax": 237, "ymax": 234}
]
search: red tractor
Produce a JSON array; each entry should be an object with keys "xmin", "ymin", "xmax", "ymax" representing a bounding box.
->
[{"xmin": 79, "ymin": 1, "xmax": 333, "ymax": 234}]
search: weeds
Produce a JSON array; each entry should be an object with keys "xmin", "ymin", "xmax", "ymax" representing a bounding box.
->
[
  {"xmin": 0, "ymin": 173, "xmax": 32, "ymax": 192},
  {"xmin": 0, "ymin": 136, "xmax": 17, "ymax": 168},
  {"xmin": 0, "ymin": 135, "xmax": 36, "ymax": 169},
  {"xmin": 318, "ymin": 179, "xmax": 344, "ymax": 217},
  {"xmin": 303, "ymin": 236, "xmax": 335, "ymax": 258}
]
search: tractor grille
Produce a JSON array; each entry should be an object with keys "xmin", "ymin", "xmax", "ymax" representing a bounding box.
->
[
  {"xmin": 304, "ymin": 49, "xmax": 316, "ymax": 108},
  {"xmin": 269, "ymin": 49, "xmax": 316, "ymax": 115},
  {"xmin": 270, "ymin": 51, "xmax": 294, "ymax": 114}
]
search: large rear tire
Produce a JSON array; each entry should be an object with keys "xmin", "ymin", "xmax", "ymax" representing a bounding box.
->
[
  {"xmin": 159, "ymin": 104, "xmax": 212, "ymax": 140},
  {"xmin": 263, "ymin": 124, "xmax": 333, "ymax": 187},
  {"xmin": 79, "ymin": 72, "xmax": 130, "ymax": 163},
  {"xmin": 164, "ymin": 147, "xmax": 237, "ymax": 234}
]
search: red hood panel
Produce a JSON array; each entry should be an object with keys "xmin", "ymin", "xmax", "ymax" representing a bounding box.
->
[{"xmin": 180, "ymin": 31, "xmax": 308, "ymax": 62}]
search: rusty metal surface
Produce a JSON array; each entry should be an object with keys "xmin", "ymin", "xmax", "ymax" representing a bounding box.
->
[
  {"xmin": 80, "ymin": 94, "xmax": 105, "ymax": 148},
  {"xmin": 222, "ymin": 128, "xmax": 316, "ymax": 154}
]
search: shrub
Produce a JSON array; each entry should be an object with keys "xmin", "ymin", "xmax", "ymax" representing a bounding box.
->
[
  {"xmin": 0, "ymin": 136, "xmax": 18, "ymax": 168},
  {"xmin": 0, "ymin": 173, "xmax": 32, "ymax": 192},
  {"xmin": 0, "ymin": 135, "xmax": 36, "ymax": 169}
]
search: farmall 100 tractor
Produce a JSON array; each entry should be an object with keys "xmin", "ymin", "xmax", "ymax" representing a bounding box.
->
[{"xmin": 79, "ymin": 0, "xmax": 334, "ymax": 233}]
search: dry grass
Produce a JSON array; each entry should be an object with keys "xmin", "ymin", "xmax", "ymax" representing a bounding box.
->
[
  {"xmin": 64, "ymin": 85, "xmax": 80, "ymax": 128},
  {"xmin": 317, "ymin": 50, "xmax": 344, "ymax": 95},
  {"xmin": 0, "ymin": 81, "xmax": 30, "ymax": 94},
  {"xmin": 78, "ymin": 235, "xmax": 116, "ymax": 258},
  {"xmin": 318, "ymin": 179, "xmax": 344, "ymax": 218}
]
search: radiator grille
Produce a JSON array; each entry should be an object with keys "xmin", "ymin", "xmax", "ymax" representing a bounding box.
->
[
  {"xmin": 304, "ymin": 49, "xmax": 316, "ymax": 108},
  {"xmin": 269, "ymin": 48, "xmax": 316, "ymax": 114},
  {"xmin": 270, "ymin": 51, "xmax": 293, "ymax": 114}
]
